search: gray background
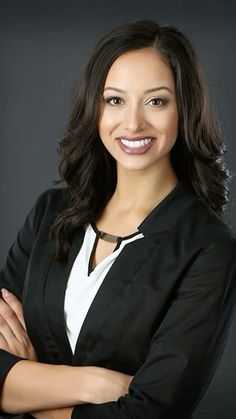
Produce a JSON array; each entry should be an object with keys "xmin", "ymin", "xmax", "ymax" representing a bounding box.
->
[{"xmin": 0, "ymin": 0, "xmax": 235, "ymax": 417}]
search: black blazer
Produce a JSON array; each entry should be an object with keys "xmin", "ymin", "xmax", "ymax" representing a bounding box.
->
[{"xmin": 0, "ymin": 180, "xmax": 236, "ymax": 419}]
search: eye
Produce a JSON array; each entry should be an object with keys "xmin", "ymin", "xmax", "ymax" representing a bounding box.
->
[
  {"xmin": 147, "ymin": 97, "xmax": 167, "ymax": 107},
  {"xmin": 104, "ymin": 96, "xmax": 124, "ymax": 106}
]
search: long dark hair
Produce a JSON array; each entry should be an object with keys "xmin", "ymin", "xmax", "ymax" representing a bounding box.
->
[{"xmin": 50, "ymin": 19, "xmax": 230, "ymax": 261}]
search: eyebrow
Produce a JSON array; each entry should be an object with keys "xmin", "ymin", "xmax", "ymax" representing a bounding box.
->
[{"xmin": 103, "ymin": 86, "xmax": 174, "ymax": 95}]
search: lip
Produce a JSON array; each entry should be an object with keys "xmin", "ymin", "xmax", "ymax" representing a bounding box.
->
[{"xmin": 116, "ymin": 137, "xmax": 154, "ymax": 155}]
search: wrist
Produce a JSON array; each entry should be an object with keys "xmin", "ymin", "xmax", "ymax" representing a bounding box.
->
[{"xmin": 74, "ymin": 366, "xmax": 99, "ymax": 404}]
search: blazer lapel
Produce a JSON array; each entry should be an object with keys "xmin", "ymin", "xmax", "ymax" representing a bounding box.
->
[{"xmin": 44, "ymin": 228, "xmax": 85, "ymax": 363}]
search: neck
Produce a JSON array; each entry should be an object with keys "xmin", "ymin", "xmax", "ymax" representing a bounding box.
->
[{"xmin": 111, "ymin": 161, "xmax": 179, "ymax": 213}]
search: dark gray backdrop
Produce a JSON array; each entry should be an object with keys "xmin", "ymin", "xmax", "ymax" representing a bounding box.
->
[{"xmin": 0, "ymin": 0, "xmax": 235, "ymax": 418}]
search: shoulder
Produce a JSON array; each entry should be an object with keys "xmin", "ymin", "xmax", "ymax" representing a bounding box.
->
[
  {"xmin": 164, "ymin": 194, "xmax": 236, "ymax": 291},
  {"xmin": 172, "ymin": 196, "xmax": 236, "ymax": 259},
  {"xmin": 151, "ymin": 179, "xmax": 236, "ymax": 255},
  {"xmin": 34, "ymin": 187, "xmax": 69, "ymax": 210},
  {"xmin": 31, "ymin": 187, "xmax": 70, "ymax": 233},
  {"xmin": 184, "ymin": 198, "xmax": 235, "ymax": 239}
]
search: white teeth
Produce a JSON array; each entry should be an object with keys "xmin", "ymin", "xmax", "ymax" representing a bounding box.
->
[{"xmin": 120, "ymin": 138, "xmax": 152, "ymax": 148}]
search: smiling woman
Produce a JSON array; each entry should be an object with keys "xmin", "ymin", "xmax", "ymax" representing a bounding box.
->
[{"xmin": 0, "ymin": 19, "xmax": 236, "ymax": 419}]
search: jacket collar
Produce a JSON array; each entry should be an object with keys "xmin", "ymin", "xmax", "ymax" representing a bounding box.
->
[{"xmin": 138, "ymin": 179, "xmax": 197, "ymax": 235}]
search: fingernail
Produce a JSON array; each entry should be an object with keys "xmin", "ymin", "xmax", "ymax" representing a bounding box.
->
[{"xmin": 1, "ymin": 289, "xmax": 10, "ymax": 298}]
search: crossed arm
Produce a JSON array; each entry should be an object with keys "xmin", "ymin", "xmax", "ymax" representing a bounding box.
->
[{"xmin": 0, "ymin": 289, "xmax": 132, "ymax": 419}]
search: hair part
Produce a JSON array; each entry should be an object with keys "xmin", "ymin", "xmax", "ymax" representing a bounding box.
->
[{"xmin": 50, "ymin": 19, "xmax": 230, "ymax": 261}]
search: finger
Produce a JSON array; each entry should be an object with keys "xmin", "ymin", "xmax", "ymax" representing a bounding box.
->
[
  {"xmin": 0, "ymin": 298, "xmax": 26, "ymax": 339},
  {"xmin": 0, "ymin": 332, "xmax": 8, "ymax": 351},
  {"xmin": 1, "ymin": 289, "xmax": 26, "ymax": 329},
  {"xmin": 0, "ymin": 314, "xmax": 19, "ymax": 346}
]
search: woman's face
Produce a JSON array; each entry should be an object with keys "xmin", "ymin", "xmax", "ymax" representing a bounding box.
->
[{"xmin": 98, "ymin": 47, "xmax": 178, "ymax": 174}]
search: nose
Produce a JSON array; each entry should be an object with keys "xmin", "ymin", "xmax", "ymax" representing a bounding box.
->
[{"xmin": 124, "ymin": 105, "xmax": 146, "ymax": 132}]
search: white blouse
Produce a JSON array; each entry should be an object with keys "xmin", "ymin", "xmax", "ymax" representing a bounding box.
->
[{"xmin": 64, "ymin": 223, "xmax": 144, "ymax": 353}]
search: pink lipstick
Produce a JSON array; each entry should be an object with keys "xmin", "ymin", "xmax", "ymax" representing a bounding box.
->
[{"xmin": 116, "ymin": 136, "xmax": 155, "ymax": 154}]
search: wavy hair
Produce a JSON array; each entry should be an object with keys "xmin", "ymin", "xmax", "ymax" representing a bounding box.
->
[{"xmin": 50, "ymin": 20, "xmax": 230, "ymax": 260}]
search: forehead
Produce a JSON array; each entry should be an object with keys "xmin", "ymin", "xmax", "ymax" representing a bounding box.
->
[{"xmin": 104, "ymin": 47, "xmax": 175, "ymax": 90}]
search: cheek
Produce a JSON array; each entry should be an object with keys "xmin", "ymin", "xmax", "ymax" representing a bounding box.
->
[
  {"xmin": 156, "ymin": 110, "xmax": 178, "ymax": 138},
  {"xmin": 98, "ymin": 111, "xmax": 119, "ymax": 137}
]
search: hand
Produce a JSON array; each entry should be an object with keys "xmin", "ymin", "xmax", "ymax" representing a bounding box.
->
[
  {"xmin": 0, "ymin": 289, "xmax": 37, "ymax": 361},
  {"xmin": 32, "ymin": 407, "xmax": 73, "ymax": 419},
  {"xmin": 83, "ymin": 366, "xmax": 133, "ymax": 404}
]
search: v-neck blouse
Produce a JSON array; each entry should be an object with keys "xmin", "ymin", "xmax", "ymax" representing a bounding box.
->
[{"xmin": 64, "ymin": 223, "xmax": 144, "ymax": 353}]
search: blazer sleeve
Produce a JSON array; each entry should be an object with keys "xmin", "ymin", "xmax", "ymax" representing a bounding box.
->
[
  {"xmin": 0, "ymin": 191, "xmax": 50, "ymax": 387},
  {"xmin": 72, "ymin": 238, "xmax": 236, "ymax": 419}
]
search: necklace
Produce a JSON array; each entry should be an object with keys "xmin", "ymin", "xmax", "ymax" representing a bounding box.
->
[{"xmin": 91, "ymin": 223, "xmax": 140, "ymax": 243}]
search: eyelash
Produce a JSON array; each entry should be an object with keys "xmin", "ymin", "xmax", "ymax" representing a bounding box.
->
[
  {"xmin": 103, "ymin": 96, "xmax": 167, "ymax": 107},
  {"xmin": 104, "ymin": 97, "xmax": 123, "ymax": 106}
]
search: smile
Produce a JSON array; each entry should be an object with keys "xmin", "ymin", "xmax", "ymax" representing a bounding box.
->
[
  {"xmin": 120, "ymin": 138, "xmax": 152, "ymax": 148},
  {"xmin": 116, "ymin": 137, "xmax": 154, "ymax": 154}
]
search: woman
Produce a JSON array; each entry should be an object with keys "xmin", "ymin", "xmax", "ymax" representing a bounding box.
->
[{"xmin": 0, "ymin": 19, "xmax": 235, "ymax": 419}]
